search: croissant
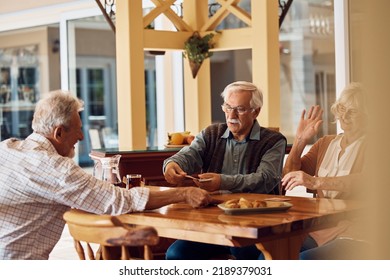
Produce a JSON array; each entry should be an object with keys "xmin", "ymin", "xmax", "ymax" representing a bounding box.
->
[
  {"xmin": 224, "ymin": 199, "xmax": 240, "ymax": 208},
  {"xmin": 238, "ymin": 197, "xmax": 252, "ymax": 208}
]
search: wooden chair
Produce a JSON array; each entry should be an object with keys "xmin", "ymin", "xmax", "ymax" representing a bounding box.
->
[
  {"xmin": 267, "ymin": 127, "xmax": 280, "ymax": 132},
  {"xmin": 63, "ymin": 209, "xmax": 159, "ymax": 260}
]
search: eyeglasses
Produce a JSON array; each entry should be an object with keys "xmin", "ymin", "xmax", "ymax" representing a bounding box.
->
[
  {"xmin": 221, "ymin": 103, "xmax": 255, "ymax": 115},
  {"xmin": 335, "ymin": 104, "xmax": 360, "ymax": 119}
]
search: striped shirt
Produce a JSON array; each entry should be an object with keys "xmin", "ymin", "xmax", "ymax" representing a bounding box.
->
[{"xmin": 0, "ymin": 133, "xmax": 149, "ymax": 259}]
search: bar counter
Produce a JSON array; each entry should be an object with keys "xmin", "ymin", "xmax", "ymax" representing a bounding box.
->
[
  {"xmin": 89, "ymin": 146, "xmax": 181, "ymax": 186},
  {"xmin": 90, "ymin": 144, "xmax": 291, "ymax": 186}
]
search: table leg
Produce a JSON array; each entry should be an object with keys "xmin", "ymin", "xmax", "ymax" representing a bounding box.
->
[
  {"xmin": 255, "ymin": 243, "xmax": 273, "ymax": 260},
  {"xmin": 260, "ymin": 234, "xmax": 306, "ymax": 260}
]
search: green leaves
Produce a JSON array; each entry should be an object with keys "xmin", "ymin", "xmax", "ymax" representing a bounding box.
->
[{"xmin": 183, "ymin": 32, "xmax": 215, "ymax": 65}]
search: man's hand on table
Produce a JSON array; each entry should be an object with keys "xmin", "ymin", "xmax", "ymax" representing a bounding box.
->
[{"xmin": 181, "ymin": 187, "xmax": 212, "ymax": 208}]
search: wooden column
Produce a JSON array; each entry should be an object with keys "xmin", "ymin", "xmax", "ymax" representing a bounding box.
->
[
  {"xmin": 182, "ymin": 0, "xmax": 212, "ymax": 134},
  {"xmin": 114, "ymin": 0, "xmax": 280, "ymax": 147},
  {"xmin": 116, "ymin": 0, "xmax": 147, "ymax": 149},
  {"xmin": 251, "ymin": 0, "xmax": 280, "ymax": 128}
]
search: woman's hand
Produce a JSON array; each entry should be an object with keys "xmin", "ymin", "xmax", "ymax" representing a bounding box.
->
[
  {"xmin": 281, "ymin": 171, "xmax": 317, "ymax": 191},
  {"xmin": 296, "ymin": 105, "xmax": 323, "ymax": 143}
]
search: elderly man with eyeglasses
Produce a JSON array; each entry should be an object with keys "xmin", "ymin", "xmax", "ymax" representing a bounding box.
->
[{"xmin": 163, "ymin": 81, "xmax": 287, "ymax": 260}]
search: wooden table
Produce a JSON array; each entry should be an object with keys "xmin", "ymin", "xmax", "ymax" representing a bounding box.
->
[{"xmin": 118, "ymin": 188, "xmax": 362, "ymax": 260}]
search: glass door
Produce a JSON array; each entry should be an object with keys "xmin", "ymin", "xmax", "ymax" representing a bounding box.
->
[
  {"xmin": 64, "ymin": 13, "xmax": 160, "ymax": 166},
  {"xmin": 64, "ymin": 15, "xmax": 118, "ymax": 166},
  {"xmin": 76, "ymin": 57, "xmax": 118, "ymax": 166}
]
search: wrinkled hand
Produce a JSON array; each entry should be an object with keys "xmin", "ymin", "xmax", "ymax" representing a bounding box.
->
[
  {"xmin": 182, "ymin": 187, "xmax": 212, "ymax": 208},
  {"xmin": 164, "ymin": 161, "xmax": 186, "ymax": 185},
  {"xmin": 296, "ymin": 105, "xmax": 323, "ymax": 143},
  {"xmin": 281, "ymin": 171, "xmax": 316, "ymax": 191},
  {"xmin": 193, "ymin": 173, "xmax": 221, "ymax": 192}
]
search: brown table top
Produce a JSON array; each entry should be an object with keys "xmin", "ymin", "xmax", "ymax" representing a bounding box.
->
[{"xmin": 117, "ymin": 187, "xmax": 362, "ymax": 259}]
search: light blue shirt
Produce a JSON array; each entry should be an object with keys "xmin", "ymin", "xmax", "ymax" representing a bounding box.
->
[{"xmin": 163, "ymin": 121, "xmax": 286, "ymax": 193}]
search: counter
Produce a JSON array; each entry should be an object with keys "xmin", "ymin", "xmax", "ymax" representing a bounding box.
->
[
  {"xmin": 90, "ymin": 144, "xmax": 291, "ymax": 187},
  {"xmin": 89, "ymin": 146, "xmax": 182, "ymax": 186}
]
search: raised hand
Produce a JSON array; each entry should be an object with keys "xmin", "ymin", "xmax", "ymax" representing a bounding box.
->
[{"xmin": 296, "ymin": 105, "xmax": 323, "ymax": 143}]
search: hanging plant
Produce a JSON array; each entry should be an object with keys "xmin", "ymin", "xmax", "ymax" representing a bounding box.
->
[{"xmin": 183, "ymin": 31, "xmax": 215, "ymax": 78}]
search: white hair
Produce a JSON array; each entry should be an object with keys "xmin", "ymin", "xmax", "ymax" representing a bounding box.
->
[
  {"xmin": 220, "ymin": 81, "xmax": 263, "ymax": 108},
  {"xmin": 32, "ymin": 90, "xmax": 84, "ymax": 136}
]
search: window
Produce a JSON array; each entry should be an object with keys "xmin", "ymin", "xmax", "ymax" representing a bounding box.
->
[
  {"xmin": 0, "ymin": 26, "xmax": 60, "ymax": 141},
  {"xmin": 209, "ymin": 0, "xmax": 338, "ymax": 144},
  {"xmin": 65, "ymin": 15, "xmax": 159, "ymax": 165},
  {"xmin": 280, "ymin": 0, "xmax": 336, "ymax": 142}
]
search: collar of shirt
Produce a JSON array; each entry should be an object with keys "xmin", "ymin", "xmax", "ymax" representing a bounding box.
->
[
  {"xmin": 221, "ymin": 120, "xmax": 261, "ymax": 141},
  {"xmin": 27, "ymin": 132, "xmax": 59, "ymax": 155}
]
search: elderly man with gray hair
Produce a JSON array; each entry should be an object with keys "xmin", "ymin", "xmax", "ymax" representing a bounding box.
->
[
  {"xmin": 163, "ymin": 81, "xmax": 287, "ymax": 260},
  {"xmin": 0, "ymin": 90, "xmax": 211, "ymax": 260}
]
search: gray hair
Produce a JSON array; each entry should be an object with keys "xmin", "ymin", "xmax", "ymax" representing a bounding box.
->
[
  {"xmin": 32, "ymin": 90, "xmax": 84, "ymax": 136},
  {"xmin": 220, "ymin": 81, "xmax": 263, "ymax": 109}
]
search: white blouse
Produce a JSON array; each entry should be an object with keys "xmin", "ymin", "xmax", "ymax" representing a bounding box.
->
[{"xmin": 318, "ymin": 134, "xmax": 365, "ymax": 198}]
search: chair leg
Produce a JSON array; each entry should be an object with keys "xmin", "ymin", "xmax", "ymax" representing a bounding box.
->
[
  {"xmin": 86, "ymin": 243, "xmax": 96, "ymax": 260},
  {"xmin": 96, "ymin": 246, "xmax": 103, "ymax": 260},
  {"xmin": 74, "ymin": 240, "xmax": 86, "ymax": 260},
  {"xmin": 102, "ymin": 246, "xmax": 110, "ymax": 260},
  {"xmin": 143, "ymin": 245, "xmax": 153, "ymax": 260},
  {"xmin": 121, "ymin": 246, "xmax": 131, "ymax": 260}
]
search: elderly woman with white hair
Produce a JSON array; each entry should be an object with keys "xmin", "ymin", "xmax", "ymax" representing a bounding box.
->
[{"xmin": 282, "ymin": 82, "xmax": 369, "ymax": 259}]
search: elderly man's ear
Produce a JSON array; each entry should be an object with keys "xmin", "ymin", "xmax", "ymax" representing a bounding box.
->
[{"xmin": 53, "ymin": 126, "xmax": 65, "ymax": 142}]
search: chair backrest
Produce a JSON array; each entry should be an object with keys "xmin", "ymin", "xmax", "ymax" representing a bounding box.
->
[
  {"xmin": 267, "ymin": 127, "xmax": 280, "ymax": 132},
  {"xmin": 63, "ymin": 209, "xmax": 159, "ymax": 260}
]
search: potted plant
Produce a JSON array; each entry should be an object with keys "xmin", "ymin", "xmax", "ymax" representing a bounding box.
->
[{"xmin": 183, "ymin": 31, "xmax": 215, "ymax": 78}]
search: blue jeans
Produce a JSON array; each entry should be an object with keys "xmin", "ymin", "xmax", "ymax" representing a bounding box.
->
[
  {"xmin": 165, "ymin": 240, "xmax": 261, "ymax": 260},
  {"xmin": 300, "ymin": 238, "xmax": 370, "ymax": 260},
  {"xmin": 255, "ymin": 235, "xmax": 318, "ymax": 260},
  {"xmin": 300, "ymin": 235, "xmax": 318, "ymax": 252}
]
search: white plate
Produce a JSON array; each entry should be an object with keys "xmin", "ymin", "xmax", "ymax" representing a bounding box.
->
[{"xmin": 217, "ymin": 202, "xmax": 293, "ymax": 215}]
